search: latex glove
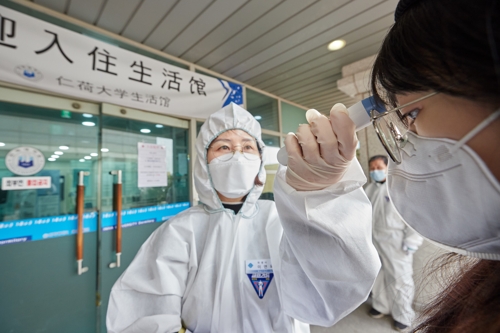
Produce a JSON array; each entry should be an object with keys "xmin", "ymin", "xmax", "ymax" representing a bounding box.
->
[
  {"xmin": 402, "ymin": 240, "xmax": 419, "ymax": 255},
  {"xmin": 285, "ymin": 103, "xmax": 358, "ymax": 191}
]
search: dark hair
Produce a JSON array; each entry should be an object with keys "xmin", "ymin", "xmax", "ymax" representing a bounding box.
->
[
  {"xmin": 371, "ymin": 0, "xmax": 500, "ymax": 108},
  {"xmin": 414, "ymin": 254, "xmax": 500, "ymax": 333},
  {"xmin": 368, "ymin": 155, "xmax": 388, "ymax": 166}
]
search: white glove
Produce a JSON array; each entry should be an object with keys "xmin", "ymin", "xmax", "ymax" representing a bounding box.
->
[
  {"xmin": 284, "ymin": 103, "xmax": 358, "ymax": 191},
  {"xmin": 402, "ymin": 240, "xmax": 419, "ymax": 255}
]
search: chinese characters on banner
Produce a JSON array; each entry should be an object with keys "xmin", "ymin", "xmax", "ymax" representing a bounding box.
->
[
  {"xmin": 137, "ymin": 143, "xmax": 167, "ymax": 188},
  {"xmin": 0, "ymin": 6, "xmax": 243, "ymax": 119}
]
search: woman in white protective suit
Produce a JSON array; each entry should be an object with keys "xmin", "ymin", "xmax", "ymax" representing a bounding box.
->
[{"xmin": 106, "ymin": 102, "xmax": 381, "ymax": 333}]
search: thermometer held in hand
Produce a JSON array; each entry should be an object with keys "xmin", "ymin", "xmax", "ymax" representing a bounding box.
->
[{"xmin": 277, "ymin": 96, "xmax": 385, "ymax": 166}]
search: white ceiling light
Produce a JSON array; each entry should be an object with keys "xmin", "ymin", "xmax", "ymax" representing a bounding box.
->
[
  {"xmin": 327, "ymin": 39, "xmax": 346, "ymax": 51},
  {"xmin": 59, "ymin": 145, "xmax": 69, "ymax": 150},
  {"xmin": 101, "ymin": 148, "xmax": 109, "ymax": 152},
  {"xmin": 155, "ymin": 124, "xmax": 164, "ymax": 128},
  {"xmin": 83, "ymin": 113, "xmax": 93, "ymax": 118},
  {"xmin": 48, "ymin": 158, "xmax": 56, "ymax": 161},
  {"xmin": 254, "ymin": 115, "xmax": 262, "ymax": 120},
  {"xmin": 82, "ymin": 121, "xmax": 95, "ymax": 127},
  {"xmin": 79, "ymin": 159, "xmax": 85, "ymax": 162},
  {"xmin": 84, "ymin": 156, "xmax": 91, "ymax": 160},
  {"xmin": 0, "ymin": 142, "xmax": 5, "ymax": 147},
  {"xmin": 90, "ymin": 153, "xmax": 98, "ymax": 157},
  {"xmin": 51, "ymin": 155, "xmax": 59, "ymax": 158},
  {"xmin": 54, "ymin": 151, "xmax": 64, "ymax": 155},
  {"xmin": 140, "ymin": 129, "xmax": 151, "ymax": 134}
]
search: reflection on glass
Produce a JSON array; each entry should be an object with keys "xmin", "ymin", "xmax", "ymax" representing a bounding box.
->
[
  {"xmin": 281, "ymin": 101, "xmax": 307, "ymax": 134},
  {"xmin": 246, "ymin": 89, "xmax": 279, "ymax": 132},
  {"xmin": 0, "ymin": 102, "xmax": 99, "ymax": 221}
]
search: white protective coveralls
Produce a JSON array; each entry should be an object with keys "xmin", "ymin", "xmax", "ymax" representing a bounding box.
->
[
  {"xmin": 107, "ymin": 103, "xmax": 380, "ymax": 333},
  {"xmin": 364, "ymin": 181, "xmax": 423, "ymax": 326}
]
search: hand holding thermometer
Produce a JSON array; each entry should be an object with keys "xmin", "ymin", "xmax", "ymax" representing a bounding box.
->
[{"xmin": 277, "ymin": 96, "xmax": 386, "ymax": 166}]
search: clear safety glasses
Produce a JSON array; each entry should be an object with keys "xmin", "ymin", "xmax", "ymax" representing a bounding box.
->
[
  {"xmin": 370, "ymin": 92, "xmax": 437, "ymax": 164},
  {"xmin": 212, "ymin": 150, "xmax": 261, "ymax": 162}
]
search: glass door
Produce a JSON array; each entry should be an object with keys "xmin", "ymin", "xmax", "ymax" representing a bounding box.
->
[
  {"xmin": 98, "ymin": 104, "xmax": 191, "ymax": 332},
  {"xmin": 0, "ymin": 88, "xmax": 100, "ymax": 332},
  {"xmin": 0, "ymin": 88, "xmax": 193, "ymax": 333}
]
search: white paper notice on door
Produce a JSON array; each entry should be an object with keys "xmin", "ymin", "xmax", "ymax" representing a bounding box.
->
[{"xmin": 137, "ymin": 143, "xmax": 167, "ymax": 188}]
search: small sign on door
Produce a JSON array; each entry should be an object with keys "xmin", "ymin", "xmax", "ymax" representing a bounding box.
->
[
  {"xmin": 1, "ymin": 176, "xmax": 52, "ymax": 190},
  {"xmin": 137, "ymin": 143, "xmax": 167, "ymax": 188}
]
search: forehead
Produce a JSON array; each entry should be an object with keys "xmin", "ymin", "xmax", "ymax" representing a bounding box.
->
[
  {"xmin": 369, "ymin": 159, "xmax": 386, "ymax": 168},
  {"xmin": 212, "ymin": 129, "xmax": 255, "ymax": 142}
]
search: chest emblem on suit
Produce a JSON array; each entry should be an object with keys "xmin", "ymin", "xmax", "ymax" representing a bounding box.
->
[{"xmin": 246, "ymin": 259, "xmax": 274, "ymax": 299}]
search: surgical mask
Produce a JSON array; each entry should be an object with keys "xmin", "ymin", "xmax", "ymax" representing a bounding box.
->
[
  {"xmin": 370, "ymin": 170, "xmax": 386, "ymax": 182},
  {"xmin": 387, "ymin": 109, "xmax": 500, "ymax": 260},
  {"xmin": 208, "ymin": 152, "xmax": 261, "ymax": 199}
]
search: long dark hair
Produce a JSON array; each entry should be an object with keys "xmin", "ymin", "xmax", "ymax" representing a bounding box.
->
[
  {"xmin": 371, "ymin": 0, "xmax": 500, "ymax": 108},
  {"xmin": 371, "ymin": 1, "xmax": 500, "ymax": 332},
  {"xmin": 414, "ymin": 254, "xmax": 500, "ymax": 333}
]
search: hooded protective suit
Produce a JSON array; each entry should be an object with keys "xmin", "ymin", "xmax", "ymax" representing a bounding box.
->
[
  {"xmin": 107, "ymin": 103, "xmax": 380, "ymax": 333},
  {"xmin": 364, "ymin": 181, "xmax": 423, "ymax": 326}
]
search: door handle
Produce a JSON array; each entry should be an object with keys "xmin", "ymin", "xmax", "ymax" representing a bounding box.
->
[
  {"xmin": 109, "ymin": 170, "xmax": 122, "ymax": 268},
  {"xmin": 76, "ymin": 171, "xmax": 90, "ymax": 275}
]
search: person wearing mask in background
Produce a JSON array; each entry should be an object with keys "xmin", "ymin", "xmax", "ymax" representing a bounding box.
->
[
  {"xmin": 283, "ymin": 0, "xmax": 500, "ymax": 331},
  {"xmin": 107, "ymin": 103, "xmax": 380, "ymax": 333},
  {"xmin": 365, "ymin": 155, "xmax": 423, "ymax": 332}
]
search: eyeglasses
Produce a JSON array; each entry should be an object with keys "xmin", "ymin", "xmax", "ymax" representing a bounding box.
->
[
  {"xmin": 208, "ymin": 142, "xmax": 261, "ymax": 162},
  {"xmin": 370, "ymin": 92, "xmax": 437, "ymax": 164}
]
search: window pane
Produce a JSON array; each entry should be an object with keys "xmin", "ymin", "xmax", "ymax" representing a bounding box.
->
[
  {"xmin": 246, "ymin": 89, "xmax": 279, "ymax": 132},
  {"xmin": 260, "ymin": 134, "xmax": 280, "ymax": 201},
  {"xmin": 196, "ymin": 121, "xmax": 203, "ymax": 135},
  {"xmin": 281, "ymin": 101, "xmax": 306, "ymax": 134}
]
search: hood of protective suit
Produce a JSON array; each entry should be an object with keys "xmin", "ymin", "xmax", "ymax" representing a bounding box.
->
[{"xmin": 194, "ymin": 103, "xmax": 267, "ymax": 217}]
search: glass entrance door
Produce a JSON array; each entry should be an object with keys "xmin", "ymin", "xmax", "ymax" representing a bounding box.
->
[
  {"xmin": 0, "ymin": 89, "xmax": 100, "ymax": 332},
  {"xmin": 97, "ymin": 104, "xmax": 190, "ymax": 332},
  {"xmin": 0, "ymin": 88, "xmax": 192, "ymax": 333}
]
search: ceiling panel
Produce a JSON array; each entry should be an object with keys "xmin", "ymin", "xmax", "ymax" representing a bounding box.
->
[
  {"xmin": 33, "ymin": 0, "xmax": 68, "ymax": 12},
  {"xmin": 165, "ymin": 0, "xmax": 248, "ymax": 57},
  {"xmin": 230, "ymin": 0, "xmax": 393, "ymax": 81},
  {"xmin": 212, "ymin": 0, "xmax": 353, "ymax": 75},
  {"xmin": 66, "ymin": 0, "xmax": 106, "ymax": 24},
  {"xmin": 198, "ymin": 0, "xmax": 316, "ymax": 70},
  {"xmin": 26, "ymin": 0, "xmax": 400, "ymax": 115},
  {"xmin": 143, "ymin": 0, "xmax": 214, "ymax": 50},
  {"xmin": 120, "ymin": 0, "xmax": 179, "ymax": 43},
  {"xmin": 251, "ymin": 34, "xmax": 387, "ymax": 98},
  {"xmin": 95, "ymin": 0, "xmax": 142, "ymax": 34},
  {"xmin": 251, "ymin": 14, "xmax": 392, "ymax": 90},
  {"xmin": 180, "ymin": 0, "xmax": 283, "ymax": 63}
]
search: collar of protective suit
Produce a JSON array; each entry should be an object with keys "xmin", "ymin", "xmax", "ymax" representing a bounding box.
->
[{"xmin": 194, "ymin": 103, "xmax": 267, "ymax": 218}]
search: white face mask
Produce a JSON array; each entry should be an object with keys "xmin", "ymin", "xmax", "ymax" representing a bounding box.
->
[
  {"xmin": 208, "ymin": 152, "xmax": 262, "ymax": 199},
  {"xmin": 370, "ymin": 170, "xmax": 386, "ymax": 182},
  {"xmin": 387, "ymin": 109, "xmax": 500, "ymax": 260}
]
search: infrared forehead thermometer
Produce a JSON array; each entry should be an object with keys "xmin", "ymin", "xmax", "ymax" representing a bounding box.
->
[{"xmin": 277, "ymin": 96, "xmax": 386, "ymax": 166}]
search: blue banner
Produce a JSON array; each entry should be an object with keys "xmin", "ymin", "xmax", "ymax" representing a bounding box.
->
[
  {"xmin": 0, "ymin": 202, "xmax": 190, "ymax": 246},
  {"xmin": 101, "ymin": 202, "xmax": 190, "ymax": 231}
]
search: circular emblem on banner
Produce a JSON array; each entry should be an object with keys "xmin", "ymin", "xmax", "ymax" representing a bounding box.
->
[
  {"xmin": 5, "ymin": 147, "xmax": 45, "ymax": 176},
  {"xmin": 15, "ymin": 65, "xmax": 44, "ymax": 82}
]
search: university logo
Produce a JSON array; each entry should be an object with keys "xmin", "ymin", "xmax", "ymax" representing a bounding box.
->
[
  {"xmin": 5, "ymin": 147, "xmax": 45, "ymax": 176},
  {"xmin": 14, "ymin": 65, "xmax": 43, "ymax": 82}
]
